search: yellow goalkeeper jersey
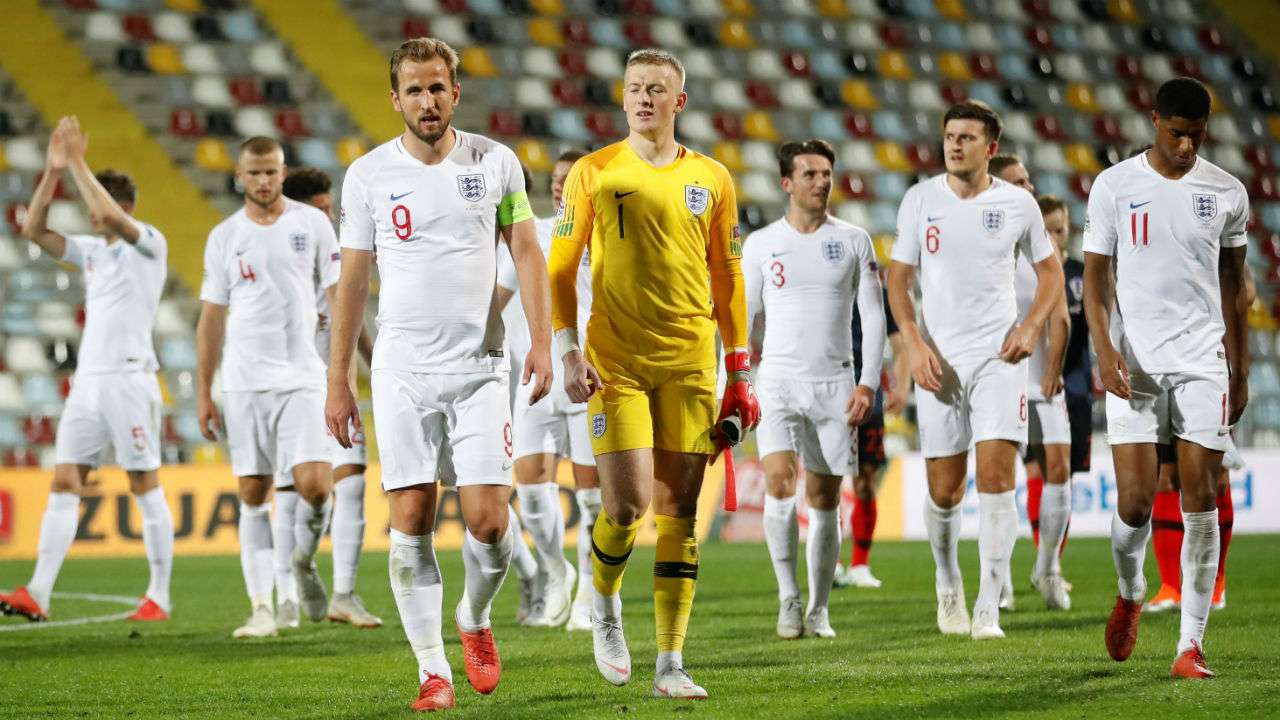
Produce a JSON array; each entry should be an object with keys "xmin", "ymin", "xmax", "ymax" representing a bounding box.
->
[{"xmin": 549, "ymin": 140, "xmax": 746, "ymax": 371}]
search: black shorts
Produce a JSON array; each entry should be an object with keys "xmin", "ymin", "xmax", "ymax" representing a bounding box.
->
[
  {"xmin": 1066, "ymin": 393, "xmax": 1093, "ymax": 474},
  {"xmin": 857, "ymin": 388, "xmax": 887, "ymax": 469}
]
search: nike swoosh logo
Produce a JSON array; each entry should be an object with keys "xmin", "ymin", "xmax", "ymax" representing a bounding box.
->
[
  {"xmin": 234, "ymin": 249, "xmax": 247, "ymax": 256},
  {"xmin": 613, "ymin": 191, "xmax": 637, "ymax": 199},
  {"xmin": 926, "ymin": 216, "xmax": 943, "ymax": 222},
  {"xmin": 390, "ymin": 191, "xmax": 414, "ymax": 201},
  {"xmin": 1129, "ymin": 200, "xmax": 1151, "ymax": 209},
  {"xmin": 601, "ymin": 660, "xmax": 630, "ymax": 676},
  {"xmin": 771, "ymin": 252, "xmax": 789, "ymax": 257}
]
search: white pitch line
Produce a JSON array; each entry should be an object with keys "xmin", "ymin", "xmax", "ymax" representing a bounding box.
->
[{"xmin": 0, "ymin": 589, "xmax": 138, "ymax": 632}]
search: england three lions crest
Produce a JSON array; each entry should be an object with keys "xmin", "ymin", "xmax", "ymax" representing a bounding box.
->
[
  {"xmin": 685, "ymin": 185, "xmax": 710, "ymax": 216},
  {"xmin": 822, "ymin": 239, "xmax": 845, "ymax": 264},
  {"xmin": 1193, "ymin": 193, "xmax": 1218, "ymax": 223},
  {"xmin": 289, "ymin": 231, "xmax": 308, "ymax": 253},
  {"xmin": 982, "ymin": 208, "xmax": 1005, "ymax": 233},
  {"xmin": 457, "ymin": 174, "xmax": 486, "ymax": 202}
]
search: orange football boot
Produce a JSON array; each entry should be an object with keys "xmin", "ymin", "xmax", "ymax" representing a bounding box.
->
[
  {"xmin": 0, "ymin": 586, "xmax": 48, "ymax": 622},
  {"xmin": 127, "ymin": 597, "xmax": 169, "ymax": 621},
  {"xmin": 1211, "ymin": 577, "xmax": 1226, "ymax": 610},
  {"xmin": 411, "ymin": 674, "xmax": 456, "ymax": 712},
  {"xmin": 1143, "ymin": 584, "xmax": 1181, "ymax": 614},
  {"xmin": 1105, "ymin": 595, "xmax": 1142, "ymax": 661},
  {"xmin": 1171, "ymin": 640, "xmax": 1215, "ymax": 679},
  {"xmin": 456, "ymin": 621, "xmax": 501, "ymax": 695}
]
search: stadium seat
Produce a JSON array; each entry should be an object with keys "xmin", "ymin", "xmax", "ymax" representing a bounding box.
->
[
  {"xmin": 741, "ymin": 172, "xmax": 783, "ymax": 204},
  {"xmin": 6, "ymin": 336, "xmax": 49, "ymax": 374},
  {"xmin": 1066, "ymin": 84, "xmax": 1101, "ymax": 114},
  {"xmin": 585, "ymin": 48, "xmax": 623, "ymax": 78},
  {"xmin": 841, "ymin": 80, "xmax": 879, "ymax": 110},
  {"xmin": 248, "ymin": 43, "xmax": 290, "ymax": 76},
  {"xmin": 778, "ymin": 82, "xmax": 817, "ymax": 110},
  {"xmin": 712, "ymin": 112, "xmax": 744, "ymax": 140},
  {"xmin": 742, "ymin": 111, "xmax": 779, "ymax": 141},
  {"xmin": 744, "ymin": 81, "xmax": 780, "ymax": 109},
  {"xmin": 123, "ymin": 14, "xmax": 158, "ymax": 43},
  {"xmin": 1062, "ymin": 143, "xmax": 1102, "ymax": 174},
  {"xmin": 584, "ymin": 111, "xmax": 620, "ymax": 139},
  {"xmin": 4, "ymin": 138, "xmax": 43, "ymax": 172},
  {"xmin": 516, "ymin": 78, "xmax": 555, "ymax": 110},
  {"xmin": 710, "ymin": 80, "xmax": 749, "ymax": 110},
  {"xmin": 834, "ymin": 202, "xmax": 872, "ymax": 229},
  {"xmin": 22, "ymin": 376, "xmax": 60, "ymax": 412},
  {"xmin": 719, "ymin": 19, "xmax": 754, "ymax": 48},
  {"xmin": 0, "ymin": 374, "xmax": 23, "ymax": 413},
  {"xmin": 878, "ymin": 51, "xmax": 913, "ymax": 80},
  {"xmin": 145, "ymin": 44, "xmax": 185, "ymax": 75},
  {"xmin": 839, "ymin": 172, "xmax": 872, "ymax": 200},
  {"xmin": 229, "ymin": 77, "xmax": 263, "ymax": 106},
  {"xmin": 937, "ymin": 52, "xmax": 971, "ymax": 81},
  {"xmin": 85, "ymin": 11, "xmax": 126, "ymax": 42},
  {"xmin": 781, "ymin": 50, "xmax": 810, "ymax": 78},
  {"xmin": 193, "ymin": 137, "xmax": 234, "ymax": 172},
  {"xmin": 528, "ymin": 17, "xmax": 565, "ymax": 47},
  {"xmin": 873, "ymin": 142, "xmax": 912, "ymax": 172},
  {"xmin": 711, "ymin": 141, "xmax": 745, "ymax": 172},
  {"xmin": 274, "ymin": 109, "xmax": 308, "ymax": 138},
  {"xmin": 746, "ymin": 50, "xmax": 786, "ymax": 81}
]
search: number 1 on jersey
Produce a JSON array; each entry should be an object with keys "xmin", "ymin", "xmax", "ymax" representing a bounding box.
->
[{"xmin": 617, "ymin": 203, "xmax": 625, "ymax": 239}]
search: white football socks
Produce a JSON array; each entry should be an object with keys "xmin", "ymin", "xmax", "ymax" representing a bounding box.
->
[
  {"xmin": 294, "ymin": 493, "xmax": 332, "ymax": 561},
  {"xmin": 1111, "ymin": 513, "xmax": 1151, "ymax": 602},
  {"xmin": 574, "ymin": 488, "xmax": 602, "ymax": 603},
  {"xmin": 925, "ymin": 495, "xmax": 963, "ymax": 591},
  {"xmin": 762, "ymin": 494, "xmax": 799, "ymax": 601},
  {"xmin": 458, "ymin": 528, "xmax": 513, "ymax": 631},
  {"xmin": 507, "ymin": 505, "xmax": 538, "ymax": 582},
  {"xmin": 805, "ymin": 506, "xmax": 840, "ymax": 614},
  {"xmin": 516, "ymin": 481, "xmax": 565, "ymax": 578},
  {"xmin": 974, "ymin": 490, "xmax": 1017, "ymax": 618},
  {"xmin": 331, "ymin": 474, "xmax": 366, "ymax": 596},
  {"xmin": 388, "ymin": 529, "xmax": 451, "ymax": 684},
  {"xmin": 1035, "ymin": 481, "xmax": 1070, "ymax": 580},
  {"xmin": 135, "ymin": 486, "xmax": 174, "ymax": 611},
  {"xmin": 239, "ymin": 502, "xmax": 275, "ymax": 608},
  {"xmin": 1179, "ymin": 509, "xmax": 1220, "ymax": 653},
  {"xmin": 27, "ymin": 492, "xmax": 80, "ymax": 611},
  {"xmin": 271, "ymin": 491, "xmax": 298, "ymax": 603}
]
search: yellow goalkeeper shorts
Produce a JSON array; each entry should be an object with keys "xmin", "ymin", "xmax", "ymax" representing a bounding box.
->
[{"xmin": 585, "ymin": 354, "xmax": 717, "ymax": 456}]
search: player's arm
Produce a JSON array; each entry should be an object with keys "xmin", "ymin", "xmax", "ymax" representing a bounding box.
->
[
  {"xmin": 196, "ymin": 301, "xmax": 226, "ymax": 441},
  {"xmin": 1220, "ymin": 191, "xmax": 1252, "ymax": 424},
  {"xmin": 59, "ymin": 117, "xmax": 142, "ymax": 246},
  {"xmin": 1040, "ymin": 286, "xmax": 1070, "ymax": 398},
  {"xmin": 741, "ymin": 233, "xmax": 765, "ymax": 362},
  {"xmin": 886, "ymin": 331, "xmax": 912, "ymax": 415},
  {"xmin": 708, "ymin": 169, "xmax": 759, "ymax": 432},
  {"xmin": 848, "ymin": 240, "xmax": 885, "ymax": 426},
  {"xmin": 1080, "ymin": 180, "xmax": 1130, "ymax": 399},
  {"xmin": 498, "ymin": 159, "xmax": 552, "ymax": 404},
  {"xmin": 356, "ymin": 324, "xmax": 375, "ymax": 369},
  {"xmin": 548, "ymin": 159, "xmax": 602, "ymax": 403},
  {"xmin": 20, "ymin": 125, "xmax": 67, "ymax": 259},
  {"xmin": 326, "ymin": 170, "xmax": 374, "ymax": 446},
  {"xmin": 1001, "ymin": 201, "xmax": 1065, "ymax": 362},
  {"xmin": 888, "ymin": 190, "xmax": 942, "ymax": 392}
]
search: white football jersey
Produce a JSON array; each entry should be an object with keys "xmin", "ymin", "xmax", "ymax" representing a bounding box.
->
[
  {"xmin": 497, "ymin": 214, "xmax": 592, "ymax": 395},
  {"xmin": 200, "ymin": 199, "xmax": 339, "ymax": 392},
  {"xmin": 63, "ymin": 219, "xmax": 167, "ymax": 375},
  {"xmin": 892, "ymin": 174, "xmax": 1054, "ymax": 366},
  {"xmin": 1083, "ymin": 153, "xmax": 1248, "ymax": 374},
  {"xmin": 340, "ymin": 130, "xmax": 527, "ymax": 374},
  {"xmin": 744, "ymin": 215, "xmax": 884, "ymax": 386},
  {"xmin": 1014, "ymin": 254, "xmax": 1053, "ymax": 400}
]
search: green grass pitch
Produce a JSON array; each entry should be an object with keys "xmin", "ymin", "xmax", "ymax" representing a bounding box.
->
[{"xmin": 2, "ymin": 536, "xmax": 1278, "ymax": 719}]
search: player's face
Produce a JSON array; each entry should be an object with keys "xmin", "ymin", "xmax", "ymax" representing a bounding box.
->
[
  {"xmin": 392, "ymin": 58, "xmax": 459, "ymax": 146},
  {"xmin": 1151, "ymin": 113, "xmax": 1207, "ymax": 172},
  {"xmin": 943, "ymin": 119, "xmax": 997, "ymax": 178},
  {"xmin": 1043, "ymin": 208, "xmax": 1070, "ymax": 256},
  {"xmin": 305, "ymin": 192, "xmax": 334, "ymax": 221},
  {"xmin": 781, "ymin": 153, "xmax": 833, "ymax": 213},
  {"xmin": 550, "ymin": 160, "xmax": 574, "ymax": 209},
  {"xmin": 996, "ymin": 161, "xmax": 1035, "ymax": 194},
  {"xmin": 622, "ymin": 63, "xmax": 686, "ymax": 136},
  {"xmin": 236, "ymin": 150, "xmax": 286, "ymax": 209}
]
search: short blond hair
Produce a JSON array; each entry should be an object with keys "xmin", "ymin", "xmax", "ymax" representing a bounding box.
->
[
  {"xmin": 390, "ymin": 37, "xmax": 459, "ymax": 91},
  {"xmin": 625, "ymin": 48, "xmax": 685, "ymax": 89}
]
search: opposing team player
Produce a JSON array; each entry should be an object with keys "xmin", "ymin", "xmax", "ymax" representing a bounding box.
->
[
  {"xmin": 548, "ymin": 48, "xmax": 756, "ymax": 699},
  {"xmin": 1, "ymin": 117, "xmax": 172, "ymax": 623},
  {"xmin": 279, "ymin": 168, "xmax": 381, "ymax": 629},
  {"xmin": 744, "ymin": 139, "xmax": 884, "ymax": 639},
  {"xmin": 1084, "ymin": 77, "xmax": 1249, "ymax": 679},
  {"xmin": 324, "ymin": 38, "xmax": 553, "ymax": 711},
  {"xmin": 196, "ymin": 137, "xmax": 338, "ymax": 639},
  {"xmin": 495, "ymin": 150, "xmax": 600, "ymax": 630},
  {"xmin": 887, "ymin": 101, "xmax": 1063, "ymax": 640}
]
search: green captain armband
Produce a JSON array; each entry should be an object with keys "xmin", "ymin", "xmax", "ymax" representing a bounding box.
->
[{"xmin": 498, "ymin": 190, "xmax": 534, "ymax": 226}]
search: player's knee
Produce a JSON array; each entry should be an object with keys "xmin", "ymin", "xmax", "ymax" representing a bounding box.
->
[
  {"xmin": 1044, "ymin": 450, "xmax": 1069, "ymax": 485},
  {"xmin": 50, "ymin": 465, "xmax": 84, "ymax": 494},
  {"xmin": 469, "ymin": 516, "xmax": 507, "ymax": 544},
  {"xmin": 852, "ymin": 470, "xmax": 876, "ymax": 501},
  {"xmin": 764, "ymin": 464, "xmax": 798, "ymax": 498},
  {"xmin": 127, "ymin": 470, "xmax": 159, "ymax": 495}
]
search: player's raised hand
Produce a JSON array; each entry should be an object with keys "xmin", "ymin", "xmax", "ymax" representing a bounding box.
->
[
  {"xmin": 45, "ymin": 122, "xmax": 68, "ymax": 171},
  {"xmin": 846, "ymin": 384, "xmax": 875, "ymax": 427},
  {"xmin": 59, "ymin": 116, "xmax": 87, "ymax": 159},
  {"xmin": 523, "ymin": 343, "xmax": 554, "ymax": 405},
  {"xmin": 563, "ymin": 348, "xmax": 601, "ymax": 404},
  {"xmin": 999, "ymin": 322, "xmax": 1038, "ymax": 363},
  {"xmin": 909, "ymin": 339, "xmax": 943, "ymax": 392},
  {"xmin": 197, "ymin": 396, "xmax": 222, "ymax": 442},
  {"xmin": 1097, "ymin": 347, "xmax": 1131, "ymax": 400},
  {"xmin": 1040, "ymin": 368, "xmax": 1064, "ymax": 399},
  {"xmin": 325, "ymin": 375, "xmax": 361, "ymax": 448}
]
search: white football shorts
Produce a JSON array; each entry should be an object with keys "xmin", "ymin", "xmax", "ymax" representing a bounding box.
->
[
  {"xmin": 755, "ymin": 375, "xmax": 857, "ymax": 476},
  {"xmin": 1105, "ymin": 369, "xmax": 1231, "ymax": 452},
  {"xmin": 55, "ymin": 371, "xmax": 162, "ymax": 471},
  {"xmin": 916, "ymin": 356, "xmax": 1029, "ymax": 458},
  {"xmin": 224, "ymin": 387, "xmax": 332, "ymax": 480},
  {"xmin": 1028, "ymin": 394, "xmax": 1072, "ymax": 446},
  {"xmin": 512, "ymin": 382, "xmax": 594, "ymax": 466}
]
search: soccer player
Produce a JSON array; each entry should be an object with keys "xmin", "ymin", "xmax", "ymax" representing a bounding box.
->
[
  {"xmin": 1083, "ymin": 77, "xmax": 1249, "ymax": 679},
  {"xmin": 196, "ymin": 136, "xmax": 338, "ymax": 639},
  {"xmin": 323, "ymin": 38, "xmax": 553, "ymax": 711},
  {"xmin": 887, "ymin": 101, "xmax": 1063, "ymax": 640},
  {"xmin": 744, "ymin": 139, "xmax": 884, "ymax": 639},
  {"xmin": 548, "ymin": 48, "xmax": 757, "ymax": 699},
  {"xmin": 278, "ymin": 168, "xmax": 381, "ymax": 629},
  {"xmin": 495, "ymin": 150, "xmax": 601, "ymax": 630},
  {"xmin": 0, "ymin": 117, "xmax": 172, "ymax": 623}
]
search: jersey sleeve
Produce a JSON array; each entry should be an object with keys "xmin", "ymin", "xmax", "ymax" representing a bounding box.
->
[
  {"xmin": 199, "ymin": 227, "xmax": 229, "ymax": 305},
  {"xmin": 707, "ymin": 163, "xmax": 747, "ymax": 352},
  {"xmin": 314, "ymin": 211, "xmax": 341, "ymax": 289},
  {"xmin": 890, "ymin": 186, "xmax": 922, "ymax": 266},
  {"xmin": 60, "ymin": 234, "xmax": 95, "ymax": 268},
  {"xmin": 742, "ymin": 230, "xmax": 764, "ymax": 327},
  {"xmin": 853, "ymin": 232, "xmax": 885, "ymax": 390},
  {"xmin": 1222, "ymin": 180, "xmax": 1250, "ymax": 249},
  {"xmin": 339, "ymin": 163, "xmax": 376, "ymax": 251},
  {"xmin": 1019, "ymin": 192, "xmax": 1055, "ymax": 263},
  {"xmin": 1081, "ymin": 176, "xmax": 1118, "ymax": 256},
  {"xmin": 496, "ymin": 146, "xmax": 534, "ymax": 228},
  {"xmin": 132, "ymin": 221, "xmax": 167, "ymax": 261},
  {"xmin": 495, "ymin": 241, "xmax": 519, "ymax": 293},
  {"xmin": 548, "ymin": 157, "xmax": 594, "ymax": 334}
]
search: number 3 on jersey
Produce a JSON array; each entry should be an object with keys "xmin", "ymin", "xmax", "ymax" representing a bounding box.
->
[
  {"xmin": 770, "ymin": 260, "xmax": 785, "ymax": 288},
  {"xmin": 925, "ymin": 225, "xmax": 941, "ymax": 254},
  {"xmin": 392, "ymin": 204, "xmax": 413, "ymax": 241}
]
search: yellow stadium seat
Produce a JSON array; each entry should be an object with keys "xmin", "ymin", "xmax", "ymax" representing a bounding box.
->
[
  {"xmin": 1063, "ymin": 143, "xmax": 1102, "ymax": 174},
  {"xmin": 146, "ymin": 43, "xmax": 185, "ymax": 75},
  {"xmin": 157, "ymin": 374, "xmax": 173, "ymax": 407},
  {"xmin": 1269, "ymin": 114, "xmax": 1280, "ymax": 141},
  {"xmin": 530, "ymin": 0, "xmax": 565, "ymax": 15},
  {"xmin": 165, "ymin": 0, "xmax": 202, "ymax": 11},
  {"xmin": 527, "ymin": 18, "xmax": 564, "ymax": 48},
  {"xmin": 938, "ymin": 52, "xmax": 972, "ymax": 81},
  {"xmin": 815, "ymin": 0, "xmax": 850, "ymax": 17},
  {"xmin": 336, "ymin": 137, "xmax": 369, "ymax": 166},
  {"xmin": 840, "ymin": 80, "xmax": 880, "ymax": 110},
  {"xmin": 611, "ymin": 79, "xmax": 625, "ymax": 105},
  {"xmin": 742, "ymin": 111, "xmax": 779, "ymax": 141},
  {"xmin": 516, "ymin": 139, "xmax": 552, "ymax": 173},
  {"xmin": 193, "ymin": 442, "xmax": 226, "ymax": 465},
  {"xmin": 1066, "ymin": 84, "xmax": 1101, "ymax": 114},
  {"xmin": 1207, "ymin": 86, "xmax": 1222, "ymax": 112},
  {"xmin": 0, "ymin": 144, "xmax": 8, "ymax": 172},
  {"xmin": 459, "ymin": 47, "xmax": 499, "ymax": 78},
  {"xmin": 1107, "ymin": 0, "xmax": 1141, "ymax": 22},
  {"xmin": 935, "ymin": 0, "xmax": 968, "ymax": 20},
  {"xmin": 194, "ymin": 138, "xmax": 234, "ymax": 172},
  {"xmin": 873, "ymin": 233, "xmax": 894, "ymax": 268},
  {"xmin": 722, "ymin": 0, "xmax": 756, "ymax": 17},
  {"xmin": 878, "ymin": 51, "xmax": 913, "ymax": 81},
  {"xmin": 712, "ymin": 142, "xmax": 746, "ymax": 173},
  {"xmin": 719, "ymin": 20, "xmax": 756, "ymax": 49},
  {"xmin": 874, "ymin": 142, "xmax": 913, "ymax": 172}
]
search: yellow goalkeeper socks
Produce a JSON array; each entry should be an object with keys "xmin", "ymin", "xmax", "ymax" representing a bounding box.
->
[
  {"xmin": 591, "ymin": 510, "xmax": 642, "ymax": 597},
  {"xmin": 653, "ymin": 514, "xmax": 698, "ymax": 655}
]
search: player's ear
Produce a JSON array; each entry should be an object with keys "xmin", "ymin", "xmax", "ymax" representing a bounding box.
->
[
  {"xmin": 452, "ymin": 80, "xmax": 461, "ymax": 105},
  {"xmin": 390, "ymin": 89, "xmax": 401, "ymax": 113},
  {"xmin": 673, "ymin": 91, "xmax": 688, "ymax": 115},
  {"xmin": 780, "ymin": 175, "xmax": 793, "ymax": 195}
]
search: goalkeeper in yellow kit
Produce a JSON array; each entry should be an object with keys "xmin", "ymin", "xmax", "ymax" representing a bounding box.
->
[{"xmin": 548, "ymin": 48, "xmax": 759, "ymax": 699}]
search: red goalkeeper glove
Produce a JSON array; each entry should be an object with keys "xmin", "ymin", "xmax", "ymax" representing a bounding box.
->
[{"xmin": 718, "ymin": 350, "xmax": 760, "ymax": 431}]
